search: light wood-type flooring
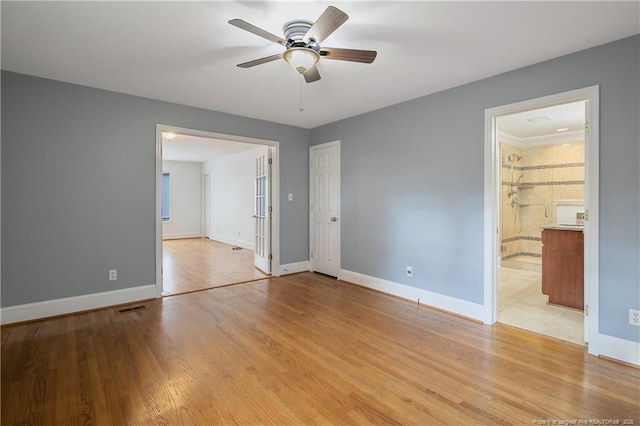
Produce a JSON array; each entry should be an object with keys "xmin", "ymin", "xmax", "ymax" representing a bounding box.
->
[
  {"xmin": 162, "ymin": 238, "xmax": 268, "ymax": 295},
  {"xmin": 2, "ymin": 272, "xmax": 639, "ymax": 424}
]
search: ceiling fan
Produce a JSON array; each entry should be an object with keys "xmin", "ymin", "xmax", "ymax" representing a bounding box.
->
[{"xmin": 229, "ymin": 6, "xmax": 377, "ymax": 83}]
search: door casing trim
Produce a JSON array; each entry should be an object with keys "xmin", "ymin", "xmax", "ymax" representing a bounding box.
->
[
  {"xmin": 483, "ymin": 86, "xmax": 599, "ymax": 356},
  {"xmin": 155, "ymin": 124, "xmax": 280, "ymax": 298}
]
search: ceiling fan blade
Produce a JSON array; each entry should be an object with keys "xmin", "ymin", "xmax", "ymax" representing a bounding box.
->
[
  {"xmin": 303, "ymin": 66, "xmax": 321, "ymax": 83},
  {"xmin": 320, "ymin": 47, "xmax": 377, "ymax": 63},
  {"xmin": 229, "ymin": 19, "xmax": 287, "ymax": 46},
  {"xmin": 237, "ymin": 53, "xmax": 283, "ymax": 68},
  {"xmin": 303, "ymin": 6, "xmax": 348, "ymax": 44}
]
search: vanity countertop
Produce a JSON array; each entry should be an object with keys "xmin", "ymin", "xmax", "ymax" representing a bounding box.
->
[{"xmin": 541, "ymin": 224, "xmax": 584, "ymax": 231}]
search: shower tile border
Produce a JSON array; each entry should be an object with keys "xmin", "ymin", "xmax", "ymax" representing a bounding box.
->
[
  {"xmin": 502, "ymin": 162, "xmax": 584, "ymax": 171},
  {"xmin": 502, "ymin": 235, "xmax": 542, "ymax": 243},
  {"xmin": 502, "ymin": 252, "xmax": 542, "ymax": 260},
  {"xmin": 501, "ymin": 180, "xmax": 585, "ymax": 186}
]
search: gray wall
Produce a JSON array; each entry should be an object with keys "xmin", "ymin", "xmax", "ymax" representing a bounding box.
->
[
  {"xmin": 2, "ymin": 36, "xmax": 639, "ymax": 344},
  {"xmin": 310, "ymin": 35, "xmax": 640, "ymax": 343},
  {"xmin": 1, "ymin": 71, "xmax": 309, "ymax": 306}
]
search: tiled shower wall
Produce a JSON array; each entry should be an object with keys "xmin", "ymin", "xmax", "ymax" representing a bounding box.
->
[{"xmin": 500, "ymin": 141, "xmax": 585, "ymax": 263}]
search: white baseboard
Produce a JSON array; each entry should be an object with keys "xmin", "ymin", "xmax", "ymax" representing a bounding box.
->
[
  {"xmin": 279, "ymin": 261, "xmax": 310, "ymax": 275},
  {"xmin": 595, "ymin": 333, "xmax": 640, "ymax": 366},
  {"xmin": 0, "ymin": 285, "xmax": 156, "ymax": 325},
  {"xmin": 162, "ymin": 232, "xmax": 202, "ymax": 240},
  {"xmin": 339, "ymin": 269, "xmax": 485, "ymax": 322},
  {"xmin": 209, "ymin": 234, "xmax": 255, "ymax": 251}
]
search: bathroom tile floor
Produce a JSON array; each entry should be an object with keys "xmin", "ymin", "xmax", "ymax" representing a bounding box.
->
[{"xmin": 498, "ymin": 266, "xmax": 585, "ymax": 346}]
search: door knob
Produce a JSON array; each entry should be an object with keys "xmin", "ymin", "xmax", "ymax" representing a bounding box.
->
[
  {"xmin": 330, "ymin": 217, "xmax": 338, "ymax": 222},
  {"xmin": 252, "ymin": 215, "xmax": 258, "ymax": 219}
]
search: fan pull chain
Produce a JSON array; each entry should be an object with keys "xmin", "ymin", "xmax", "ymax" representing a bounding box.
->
[{"xmin": 299, "ymin": 82, "xmax": 304, "ymax": 112}]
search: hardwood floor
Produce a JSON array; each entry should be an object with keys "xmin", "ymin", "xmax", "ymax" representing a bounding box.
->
[
  {"xmin": 163, "ymin": 238, "xmax": 268, "ymax": 295},
  {"xmin": 2, "ymin": 272, "xmax": 639, "ymax": 424}
]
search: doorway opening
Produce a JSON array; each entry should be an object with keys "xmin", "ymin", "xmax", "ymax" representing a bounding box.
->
[
  {"xmin": 155, "ymin": 125, "xmax": 280, "ymax": 297},
  {"xmin": 484, "ymin": 87, "xmax": 600, "ymax": 355},
  {"xmin": 497, "ymin": 101, "xmax": 586, "ymax": 345}
]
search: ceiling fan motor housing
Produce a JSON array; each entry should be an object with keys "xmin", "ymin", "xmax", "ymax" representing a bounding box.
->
[{"xmin": 283, "ymin": 20, "xmax": 313, "ymax": 43}]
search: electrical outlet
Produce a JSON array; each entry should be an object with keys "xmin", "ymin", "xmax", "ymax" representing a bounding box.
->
[
  {"xmin": 406, "ymin": 266, "xmax": 413, "ymax": 277},
  {"xmin": 629, "ymin": 309, "xmax": 640, "ymax": 327},
  {"xmin": 109, "ymin": 269, "xmax": 117, "ymax": 281}
]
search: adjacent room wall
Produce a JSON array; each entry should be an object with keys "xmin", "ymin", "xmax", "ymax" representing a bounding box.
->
[
  {"xmin": 1, "ymin": 71, "xmax": 309, "ymax": 307},
  {"xmin": 310, "ymin": 35, "xmax": 640, "ymax": 344},
  {"xmin": 162, "ymin": 160, "xmax": 202, "ymax": 240},
  {"xmin": 203, "ymin": 146, "xmax": 268, "ymax": 250}
]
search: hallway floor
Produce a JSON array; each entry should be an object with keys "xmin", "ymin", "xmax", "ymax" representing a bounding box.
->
[
  {"xmin": 498, "ymin": 266, "xmax": 585, "ymax": 346},
  {"xmin": 163, "ymin": 238, "xmax": 268, "ymax": 296}
]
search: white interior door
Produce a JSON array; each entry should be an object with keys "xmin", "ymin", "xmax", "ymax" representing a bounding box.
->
[
  {"xmin": 254, "ymin": 151, "xmax": 271, "ymax": 274},
  {"xmin": 310, "ymin": 141, "xmax": 340, "ymax": 277}
]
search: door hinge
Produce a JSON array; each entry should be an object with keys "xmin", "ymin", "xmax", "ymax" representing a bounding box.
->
[
  {"xmin": 268, "ymin": 253, "xmax": 273, "ymax": 260},
  {"xmin": 585, "ymin": 121, "xmax": 590, "ymax": 134},
  {"xmin": 310, "ymin": 250, "xmax": 314, "ymax": 258},
  {"xmin": 268, "ymin": 158, "xmax": 273, "ymax": 165},
  {"xmin": 161, "ymin": 267, "xmax": 163, "ymax": 275},
  {"xmin": 268, "ymin": 205, "xmax": 272, "ymax": 213},
  {"xmin": 585, "ymin": 305, "xmax": 589, "ymax": 316}
]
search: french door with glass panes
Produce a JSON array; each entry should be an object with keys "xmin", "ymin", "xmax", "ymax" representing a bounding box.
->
[{"xmin": 254, "ymin": 151, "xmax": 271, "ymax": 274}]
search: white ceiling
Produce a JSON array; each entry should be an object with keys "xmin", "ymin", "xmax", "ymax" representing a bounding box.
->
[
  {"xmin": 162, "ymin": 134, "xmax": 259, "ymax": 162},
  {"xmin": 497, "ymin": 101, "xmax": 586, "ymax": 140},
  {"xmin": 2, "ymin": 2, "xmax": 639, "ymax": 129}
]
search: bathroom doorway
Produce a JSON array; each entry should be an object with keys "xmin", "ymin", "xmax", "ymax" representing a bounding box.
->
[
  {"xmin": 497, "ymin": 101, "xmax": 586, "ymax": 345},
  {"xmin": 484, "ymin": 86, "xmax": 600, "ymax": 353}
]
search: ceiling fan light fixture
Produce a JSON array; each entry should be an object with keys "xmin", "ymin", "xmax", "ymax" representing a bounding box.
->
[
  {"xmin": 283, "ymin": 48, "xmax": 319, "ymax": 74},
  {"xmin": 230, "ymin": 6, "xmax": 376, "ymax": 84}
]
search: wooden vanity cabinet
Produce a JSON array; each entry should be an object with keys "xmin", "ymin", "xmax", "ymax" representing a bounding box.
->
[{"xmin": 541, "ymin": 228, "xmax": 584, "ymax": 310}]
